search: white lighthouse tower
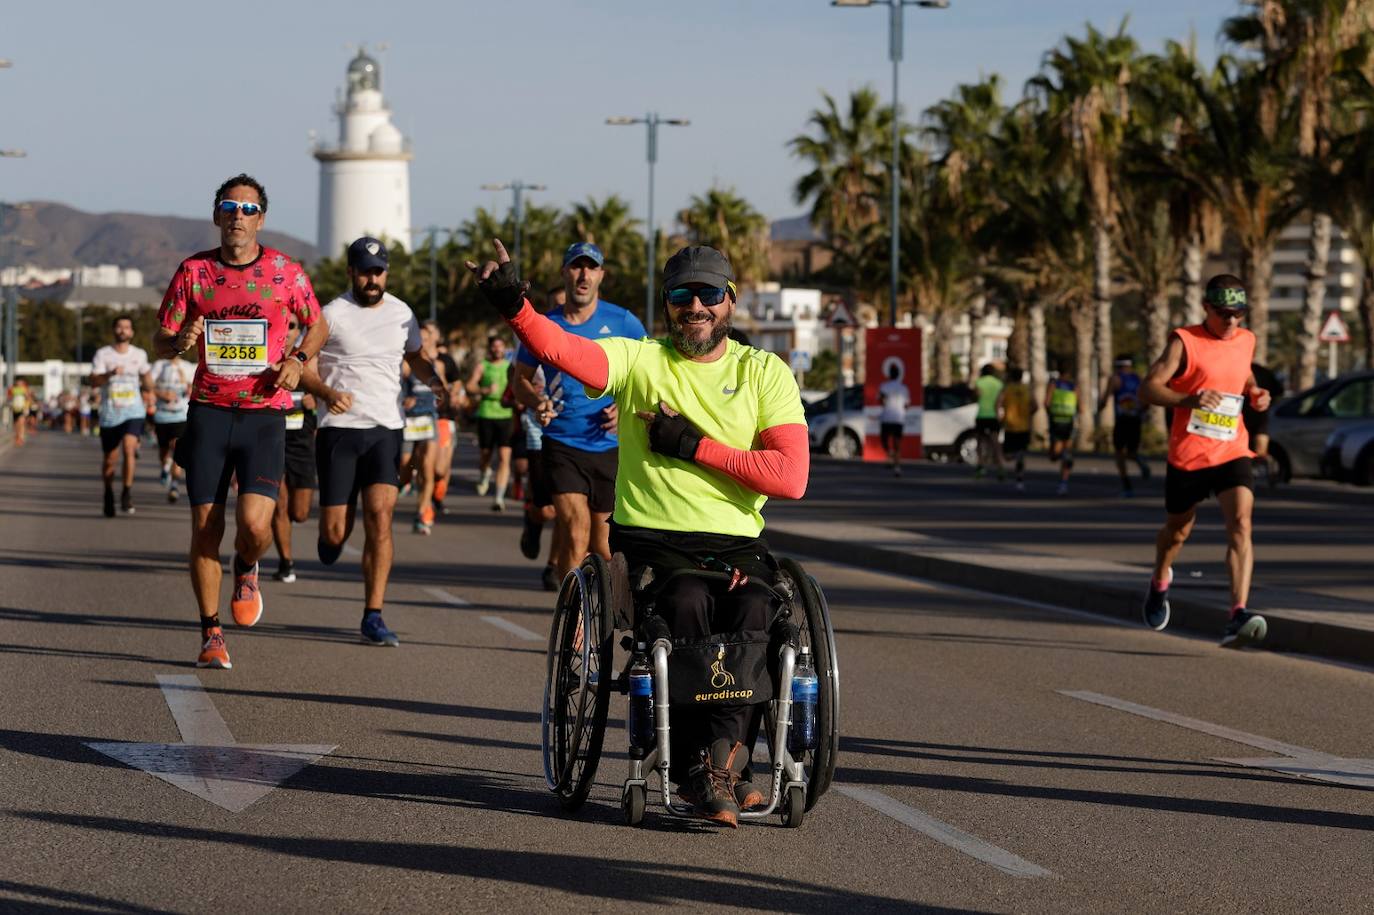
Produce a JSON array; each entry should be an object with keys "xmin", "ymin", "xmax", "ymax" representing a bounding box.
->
[{"xmin": 314, "ymin": 48, "xmax": 413, "ymax": 260}]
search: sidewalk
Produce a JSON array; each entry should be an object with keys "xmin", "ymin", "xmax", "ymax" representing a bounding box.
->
[{"xmin": 766, "ymin": 455, "xmax": 1374, "ymax": 666}]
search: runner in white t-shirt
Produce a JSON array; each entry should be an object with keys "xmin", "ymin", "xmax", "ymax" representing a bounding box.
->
[
  {"xmin": 89, "ymin": 315, "xmax": 152, "ymax": 516},
  {"xmin": 149, "ymin": 354, "xmax": 193, "ymax": 502},
  {"xmin": 306, "ymin": 237, "xmax": 450, "ymax": 647},
  {"xmin": 877, "ymin": 364, "xmax": 911, "ymax": 478}
]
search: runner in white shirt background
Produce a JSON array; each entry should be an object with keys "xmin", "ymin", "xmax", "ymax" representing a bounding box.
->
[
  {"xmin": 89, "ymin": 315, "xmax": 152, "ymax": 516},
  {"xmin": 877, "ymin": 363, "xmax": 911, "ymax": 478},
  {"xmin": 149, "ymin": 352, "xmax": 193, "ymax": 503},
  {"xmin": 309, "ymin": 237, "xmax": 449, "ymax": 647}
]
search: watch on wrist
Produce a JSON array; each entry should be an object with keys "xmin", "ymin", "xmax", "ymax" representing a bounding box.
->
[{"xmin": 291, "ymin": 349, "xmax": 308, "ymax": 364}]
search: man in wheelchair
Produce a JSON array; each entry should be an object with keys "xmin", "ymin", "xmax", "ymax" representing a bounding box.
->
[{"xmin": 468, "ymin": 241, "xmax": 809, "ymax": 827}]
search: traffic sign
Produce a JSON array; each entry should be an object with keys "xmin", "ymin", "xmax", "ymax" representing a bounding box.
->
[
  {"xmin": 1319, "ymin": 312, "xmax": 1350, "ymax": 343},
  {"xmin": 827, "ymin": 302, "xmax": 856, "ymax": 328},
  {"xmin": 790, "ymin": 349, "xmax": 812, "ymax": 373}
]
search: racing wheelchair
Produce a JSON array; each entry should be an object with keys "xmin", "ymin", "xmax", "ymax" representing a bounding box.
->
[{"xmin": 540, "ymin": 552, "xmax": 839, "ymax": 827}]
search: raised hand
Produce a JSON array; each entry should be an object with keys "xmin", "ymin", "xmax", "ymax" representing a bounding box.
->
[{"xmin": 463, "ymin": 239, "xmax": 529, "ymax": 319}]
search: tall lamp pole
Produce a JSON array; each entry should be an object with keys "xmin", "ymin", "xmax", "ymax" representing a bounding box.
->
[
  {"xmin": 832, "ymin": 0, "xmax": 949, "ymax": 326},
  {"xmin": 1, "ymin": 199, "xmax": 32, "ymax": 402},
  {"xmin": 606, "ymin": 113, "xmax": 689, "ymax": 334},
  {"xmin": 412, "ymin": 225, "xmax": 455, "ymax": 324},
  {"xmin": 481, "ymin": 181, "xmax": 546, "ymax": 279}
]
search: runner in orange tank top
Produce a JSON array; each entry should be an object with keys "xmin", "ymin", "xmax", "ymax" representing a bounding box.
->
[{"xmin": 1138, "ymin": 274, "xmax": 1272, "ymax": 649}]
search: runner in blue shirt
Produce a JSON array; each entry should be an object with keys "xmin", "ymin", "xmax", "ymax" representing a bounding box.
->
[
  {"xmin": 514, "ymin": 242, "xmax": 646, "ymax": 580},
  {"xmin": 1101, "ymin": 354, "xmax": 1151, "ymax": 496}
]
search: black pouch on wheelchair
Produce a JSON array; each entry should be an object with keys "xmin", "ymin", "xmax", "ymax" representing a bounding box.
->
[{"xmin": 667, "ymin": 630, "xmax": 774, "ymax": 707}]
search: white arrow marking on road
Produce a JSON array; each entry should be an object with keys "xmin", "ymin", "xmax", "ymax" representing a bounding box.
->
[
  {"xmin": 85, "ymin": 675, "xmax": 335, "ymax": 812},
  {"xmin": 838, "ymin": 786, "xmax": 1055, "ymax": 878},
  {"xmin": 1062, "ymin": 690, "xmax": 1374, "ymax": 789},
  {"xmin": 425, "ymin": 586, "xmax": 543, "ymax": 641}
]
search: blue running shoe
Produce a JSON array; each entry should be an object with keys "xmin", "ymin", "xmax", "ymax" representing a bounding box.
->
[
  {"xmin": 361, "ymin": 611, "xmax": 399, "ymax": 647},
  {"xmin": 1142, "ymin": 581, "xmax": 1171, "ymax": 631},
  {"xmin": 318, "ymin": 538, "xmax": 343, "ymax": 566}
]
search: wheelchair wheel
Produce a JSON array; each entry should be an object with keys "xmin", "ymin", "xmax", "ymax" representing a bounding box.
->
[
  {"xmin": 541, "ymin": 555, "xmax": 615, "ymax": 812},
  {"xmin": 621, "ymin": 783, "xmax": 646, "ymax": 826},
  {"xmin": 778, "ymin": 557, "xmax": 840, "ymax": 811},
  {"xmin": 780, "ymin": 784, "xmax": 806, "ymax": 828}
]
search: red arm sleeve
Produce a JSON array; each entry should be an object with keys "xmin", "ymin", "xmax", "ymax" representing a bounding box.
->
[
  {"xmin": 508, "ymin": 300, "xmax": 610, "ymax": 392},
  {"xmin": 694, "ymin": 423, "xmax": 810, "ymax": 500}
]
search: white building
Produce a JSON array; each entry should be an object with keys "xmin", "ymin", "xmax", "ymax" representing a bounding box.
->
[
  {"xmin": 1268, "ymin": 220, "xmax": 1361, "ymax": 313},
  {"xmin": 314, "ymin": 49, "xmax": 413, "ymax": 261},
  {"xmin": 734, "ymin": 284, "xmax": 825, "ymax": 360},
  {"xmin": 1, "ymin": 264, "xmax": 143, "ymax": 288}
]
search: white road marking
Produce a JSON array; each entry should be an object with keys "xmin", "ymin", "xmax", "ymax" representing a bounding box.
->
[
  {"xmin": 85, "ymin": 675, "xmax": 335, "ymax": 812},
  {"xmin": 838, "ymin": 785, "xmax": 1055, "ymax": 879},
  {"xmin": 424, "ymin": 586, "xmax": 470, "ymax": 607},
  {"xmin": 1062, "ymin": 690, "xmax": 1374, "ymax": 788},
  {"xmin": 480, "ymin": 615, "xmax": 543, "ymax": 642}
]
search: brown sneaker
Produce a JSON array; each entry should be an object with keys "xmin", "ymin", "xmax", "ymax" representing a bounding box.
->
[
  {"xmin": 686, "ymin": 738, "xmax": 743, "ymax": 828},
  {"xmin": 734, "ymin": 779, "xmax": 764, "ymax": 811}
]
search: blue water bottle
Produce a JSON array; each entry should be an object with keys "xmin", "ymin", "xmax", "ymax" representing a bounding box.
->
[
  {"xmin": 628, "ymin": 659, "xmax": 655, "ymax": 751},
  {"xmin": 789, "ymin": 648, "xmax": 819, "ymax": 753}
]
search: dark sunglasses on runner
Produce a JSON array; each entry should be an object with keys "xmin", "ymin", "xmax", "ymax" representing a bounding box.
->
[
  {"xmin": 217, "ymin": 200, "xmax": 262, "ymax": 217},
  {"xmin": 1209, "ymin": 305, "xmax": 1246, "ymax": 321},
  {"xmin": 665, "ymin": 286, "xmax": 728, "ymax": 307}
]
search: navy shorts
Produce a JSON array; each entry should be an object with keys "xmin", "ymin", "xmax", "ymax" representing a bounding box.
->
[
  {"xmin": 316, "ymin": 426, "xmax": 403, "ymax": 507},
  {"xmin": 100, "ymin": 418, "xmax": 145, "ymax": 453},
  {"xmin": 1165, "ymin": 457, "xmax": 1254, "ymax": 515},
  {"xmin": 176, "ymin": 404, "xmax": 285, "ymax": 505}
]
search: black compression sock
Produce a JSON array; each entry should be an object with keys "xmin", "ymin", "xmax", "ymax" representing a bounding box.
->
[
  {"xmin": 201, "ymin": 614, "xmax": 221, "ymax": 636},
  {"xmin": 362, "ymin": 607, "xmax": 382, "ymax": 622}
]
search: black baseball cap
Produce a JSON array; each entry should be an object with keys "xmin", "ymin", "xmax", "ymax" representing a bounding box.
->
[
  {"xmin": 347, "ymin": 236, "xmax": 389, "ymax": 271},
  {"xmin": 661, "ymin": 245, "xmax": 735, "ymax": 293}
]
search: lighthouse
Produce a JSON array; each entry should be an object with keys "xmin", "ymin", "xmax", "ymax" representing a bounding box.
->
[{"xmin": 314, "ymin": 48, "xmax": 413, "ymax": 260}]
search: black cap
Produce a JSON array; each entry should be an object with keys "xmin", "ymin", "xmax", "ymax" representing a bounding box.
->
[
  {"xmin": 347, "ymin": 236, "xmax": 389, "ymax": 271},
  {"xmin": 661, "ymin": 245, "xmax": 734, "ymax": 292}
]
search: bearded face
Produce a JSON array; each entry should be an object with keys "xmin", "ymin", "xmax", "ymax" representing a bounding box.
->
[{"xmin": 665, "ymin": 285, "xmax": 734, "ymax": 358}]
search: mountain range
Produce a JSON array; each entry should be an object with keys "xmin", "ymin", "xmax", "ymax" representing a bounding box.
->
[{"xmin": 8, "ymin": 202, "xmax": 318, "ymax": 286}]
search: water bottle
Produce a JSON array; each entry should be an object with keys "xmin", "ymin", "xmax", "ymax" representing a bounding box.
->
[
  {"xmin": 628, "ymin": 659, "xmax": 655, "ymax": 751},
  {"xmin": 789, "ymin": 648, "xmax": 819, "ymax": 753}
]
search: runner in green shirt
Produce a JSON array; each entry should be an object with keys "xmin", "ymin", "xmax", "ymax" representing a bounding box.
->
[
  {"xmin": 465, "ymin": 335, "xmax": 516, "ymax": 510},
  {"xmin": 972, "ymin": 364, "xmax": 1005, "ymax": 480}
]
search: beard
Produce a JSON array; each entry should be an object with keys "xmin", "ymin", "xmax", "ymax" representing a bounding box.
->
[
  {"xmin": 353, "ymin": 281, "xmax": 384, "ymax": 305},
  {"xmin": 669, "ymin": 311, "xmax": 731, "ymax": 357}
]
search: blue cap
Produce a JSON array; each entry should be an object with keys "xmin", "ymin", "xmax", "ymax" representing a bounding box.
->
[
  {"xmin": 347, "ymin": 236, "xmax": 389, "ymax": 270},
  {"xmin": 562, "ymin": 242, "xmax": 604, "ymax": 268}
]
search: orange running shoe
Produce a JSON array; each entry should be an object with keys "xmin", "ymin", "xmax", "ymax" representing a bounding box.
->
[
  {"xmin": 230, "ymin": 559, "xmax": 264, "ymax": 627},
  {"xmin": 419, "ymin": 503, "xmax": 435, "ymax": 525},
  {"xmin": 196, "ymin": 627, "xmax": 232, "ymax": 669}
]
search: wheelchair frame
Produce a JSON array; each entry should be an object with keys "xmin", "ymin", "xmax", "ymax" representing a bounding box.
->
[{"xmin": 540, "ymin": 552, "xmax": 839, "ymax": 828}]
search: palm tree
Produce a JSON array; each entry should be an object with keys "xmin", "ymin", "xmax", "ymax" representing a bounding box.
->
[
  {"xmin": 676, "ymin": 187, "xmax": 771, "ymax": 288},
  {"xmin": 1029, "ymin": 21, "xmax": 1140, "ymax": 442},
  {"xmin": 1225, "ymin": 0, "xmax": 1372, "ymax": 387},
  {"xmin": 922, "ymin": 75, "xmax": 1007, "ymax": 379},
  {"xmin": 1329, "ymin": 82, "xmax": 1374, "ymax": 368}
]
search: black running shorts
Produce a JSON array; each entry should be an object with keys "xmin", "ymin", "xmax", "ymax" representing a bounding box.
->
[
  {"xmin": 1049, "ymin": 421, "xmax": 1075, "ymax": 443},
  {"xmin": 1003, "ymin": 430, "xmax": 1031, "ymax": 454},
  {"xmin": 316, "ymin": 426, "xmax": 403, "ymax": 507},
  {"xmin": 528, "ymin": 446, "xmax": 552, "ymax": 508},
  {"xmin": 154, "ymin": 420, "xmax": 187, "ymax": 450},
  {"xmin": 176, "ymin": 404, "xmax": 285, "ymax": 506},
  {"xmin": 542, "ymin": 435, "xmax": 617, "ymax": 514},
  {"xmin": 477, "ymin": 416, "xmax": 513, "ymax": 450},
  {"xmin": 879, "ymin": 422, "xmax": 903, "ymax": 451},
  {"xmin": 1113, "ymin": 415, "xmax": 1142, "ymax": 453},
  {"xmin": 100, "ymin": 418, "xmax": 145, "ymax": 453},
  {"xmin": 284, "ymin": 413, "xmax": 318, "ymax": 491},
  {"xmin": 1164, "ymin": 457, "xmax": 1254, "ymax": 515},
  {"xmin": 975, "ymin": 417, "xmax": 1001, "ymax": 435}
]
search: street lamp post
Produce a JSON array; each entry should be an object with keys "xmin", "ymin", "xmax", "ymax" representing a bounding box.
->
[
  {"xmin": 606, "ymin": 113, "xmax": 689, "ymax": 334},
  {"xmin": 412, "ymin": 226, "xmax": 456, "ymax": 324},
  {"xmin": 481, "ymin": 181, "xmax": 546, "ymax": 279},
  {"xmin": 832, "ymin": 0, "xmax": 949, "ymax": 326}
]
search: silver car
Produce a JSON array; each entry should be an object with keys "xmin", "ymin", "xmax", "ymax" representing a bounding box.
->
[
  {"xmin": 1320, "ymin": 419, "xmax": 1374, "ymax": 485},
  {"xmin": 1268, "ymin": 371, "xmax": 1374, "ymax": 481}
]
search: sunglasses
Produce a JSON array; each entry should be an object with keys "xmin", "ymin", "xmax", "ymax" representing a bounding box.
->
[
  {"xmin": 217, "ymin": 200, "xmax": 262, "ymax": 217},
  {"xmin": 665, "ymin": 286, "xmax": 728, "ymax": 307},
  {"xmin": 1210, "ymin": 306, "xmax": 1246, "ymax": 320}
]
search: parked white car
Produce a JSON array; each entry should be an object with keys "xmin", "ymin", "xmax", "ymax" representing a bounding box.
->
[
  {"xmin": 1268, "ymin": 371, "xmax": 1374, "ymax": 480},
  {"xmin": 1321, "ymin": 420, "xmax": 1374, "ymax": 486},
  {"xmin": 804, "ymin": 385, "xmax": 979, "ymax": 461}
]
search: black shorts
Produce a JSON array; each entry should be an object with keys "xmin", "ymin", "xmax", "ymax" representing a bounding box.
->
[
  {"xmin": 510, "ymin": 420, "xmax": 528, "ymax": 459},
  {"xmin": 528, "ymin": 447, "xmax": 552, "ymax": 508},
  {"xmin": 1049, "ymin": 421, "xmax": 1075, "ymax": 443},
  {"xmin": 1165, "ymin": 457, "xmax": 1254, "ymax": 515},
  {"xmin": 542, "ymin": 436, "xmax": 618, "ymax": 514},
  {"xmin": 284, "ymin": 417, "xmax": 318, "ymax": 491},
  {"xmin": 1003, "ymin": 430, "xmax": 1031, "ymax": 454},
  {"xmin": 879, "ymin": 422, "xmax": 903, "ymax": 451},
  {"xmin": 154, "ymin": 420, "xmax": 187, "ymax": 450},
  {"xmin": 1113, "ymin": 415, "xmax": 1142, "ymax": 453},
  {"xmin": 100, "ymin": 418, "xmax": 145, "ymax": 453},
  {"xmin": 975, "ymin": 417, "xmax": 1001, "ymax": 435},
  {"xmin": 477, "ymin": 416, "xmax": 514, "ymax": 450},
  {"xmin": 316, "ymin": 426, "xmax": 403, "ymax": 507},
  {"xmin": 175, "ymin": 404, "xmax": 285, "ymax": 506}
]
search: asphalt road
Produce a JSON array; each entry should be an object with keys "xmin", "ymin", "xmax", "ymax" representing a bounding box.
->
[{"xmin": 3, "ymin": 432, "xmax": 1372, "ymax": 913}]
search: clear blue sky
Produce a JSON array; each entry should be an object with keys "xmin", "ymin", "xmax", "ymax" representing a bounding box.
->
[{"xmin": 3, "ymin": 0, "xmax": 1234, "ymax": 251}]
